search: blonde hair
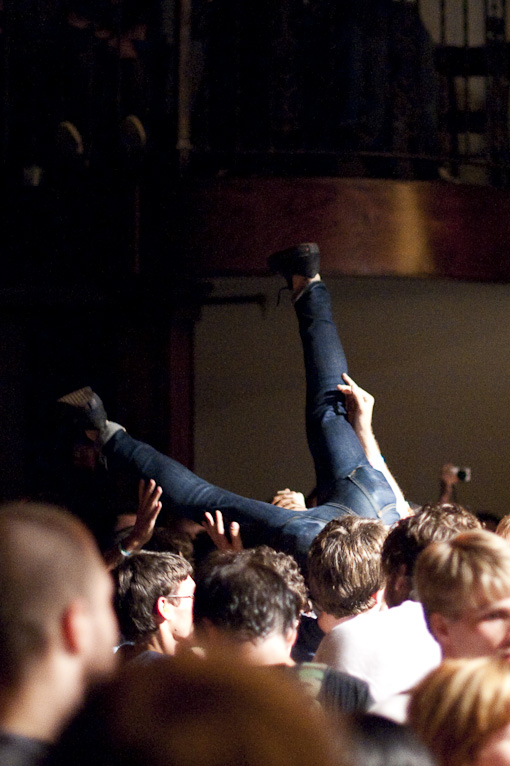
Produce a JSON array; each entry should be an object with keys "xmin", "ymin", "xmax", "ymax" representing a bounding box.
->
[
  {"xmin": 415, "ymin": 530, "xmax": 510, "ymax": 623},
  {"xmin": 496, "ymin": 515, "xmax": 510, "ymax": 541},
  {"xmin": 409, "ymin": 657, "xmax": 510, "ymax": 766}
]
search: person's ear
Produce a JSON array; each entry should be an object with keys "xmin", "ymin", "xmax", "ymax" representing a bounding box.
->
[
  {"xmin": 428, "ymin": 612, "xmax": 451, "ymax": 648},
  {"xmin": 383, "ymin": 565, "xmax": 412, "ymax": 608},
  {"xmin": 155, "ymin": 596, "xmax": 172, "ymax": 621},
  {"xmin": 393, "ymin": 564, "xmax": 413, "ymax": 601},
  {"xmin": 285, "ymin": 622, "xmax": 299, "ymax": 650},
  {"xmin": 61, "ymin": 598, "xmax": 91, "ymax": 654}
]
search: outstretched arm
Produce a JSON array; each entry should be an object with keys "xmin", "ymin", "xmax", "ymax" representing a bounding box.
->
[
  {"xmin": 104, "ymin": 479, "xmax": 163, "ymax": 570},
  {"xmin": 337, "ymin": 374, "xmax": 411, "ymax": 520},
  {"xmin": 438, "ymin": 463, "xmax": 460, "ymax": 504}
]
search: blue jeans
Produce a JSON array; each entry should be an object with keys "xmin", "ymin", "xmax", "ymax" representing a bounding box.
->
[{"xmin": 103, "ymin": 282, "xmax": 398, "ymax": 567}]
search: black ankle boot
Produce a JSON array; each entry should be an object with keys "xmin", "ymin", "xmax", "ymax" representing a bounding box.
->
[
  {"xmin": 267, "ymin": 243, "xmax": 321, "ymax": 289},
  {"xmin": 57, "ymin": 387, "xmax": 107, "ymax": 432}
]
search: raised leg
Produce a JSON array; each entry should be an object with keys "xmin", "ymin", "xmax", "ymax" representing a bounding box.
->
[
  {"xmin": 268, "ymin": 243, "xmax": 398, "ymax": 523},
  {"xmin": 294, "ymin": 281, "xmax": 370, "ymax": 501}
]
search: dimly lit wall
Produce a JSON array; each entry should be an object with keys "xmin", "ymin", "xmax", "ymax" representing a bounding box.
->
[{"xmin": 195, "ymin": 275, "xmax": 510, "ymax": 517}]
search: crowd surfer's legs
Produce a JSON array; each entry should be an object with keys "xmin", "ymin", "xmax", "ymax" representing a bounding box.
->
[
  {"xmin": 269, "ymin": 243, "xmax": 398, "ymax": 524},
  {"xmin": 103, "ymin": 430, "xmax": 350, "ymax": 566},
  {"xmin": 294, "ymin": 280, "xmax": 371, "ymax": 499}
]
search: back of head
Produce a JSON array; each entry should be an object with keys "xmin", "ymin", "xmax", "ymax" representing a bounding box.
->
[
  {"xmin": 382, "ymin": 504, "xmax": 480, "ymax": 606},
  {"xmin": 51, "ymin": 654, "xmax": 342, "ymax": 766},
  {"xmin": 307, "ymin": 516, "xmax": 387, "ymax": 618},
  {"xmin": 0, "ymin": 502, "xmax": 105, "ymax": 686},
  {"xmin": 238, "ymin": 546, "xmax": 309, "ymax": 613},
  {"xmin": 193, "ymin": 553, "xmax": 301, "ymax": 641},
  {"xmin": 415, "ymin": 529, "xmax": 510, "ymax": 623},
  {"xmin": 383, "ymin": 504, "xmax": 480, "ymax": 579},
  {"xmin": 114, "ymin": 551, "xmax": 192, "ymax": 641},
  {"xmin": 347, "ymin": 713, "xmax": 437, "ymax": 766},
  {"xmin": 408, "ymin": 657, "xmax": 510, "ymax": 766}
]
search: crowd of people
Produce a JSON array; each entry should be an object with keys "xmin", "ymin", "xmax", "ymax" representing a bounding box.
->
[{"xmin": 3, "ymin": 243, "xmax": 510, "ymax": 766}]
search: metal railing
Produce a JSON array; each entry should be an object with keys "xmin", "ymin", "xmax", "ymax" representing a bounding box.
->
[{"xmin": 2, "ymin": 0, "xmax": 510, "ymax": 185}]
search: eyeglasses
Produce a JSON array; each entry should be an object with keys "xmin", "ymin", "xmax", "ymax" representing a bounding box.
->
[{"xmin": 166, "ymin": 594, "xmax": 194, "ymax": 600}]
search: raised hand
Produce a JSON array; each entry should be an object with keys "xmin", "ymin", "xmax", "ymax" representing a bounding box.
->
[
  {"xmin": 104, "ymin": 478, "xmax": 163, "ymax": 569},
  {"xmin": 337, "ymin": 372, "xmax": 375, "ymax": 438},
  {"xmin": 271, "ymin": 488, "xmax": 307, "ymax": 511},
  {"xmin": 202, "ymin": 509, "xmax": 243, "ymax": 552}
]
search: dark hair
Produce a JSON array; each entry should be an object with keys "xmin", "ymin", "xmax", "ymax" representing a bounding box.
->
[
  {"xmin": 114, "ymin": 551, "xmax": 192, "ymax": 641},
  {"xmin": 382, "ymin": 503, "xmax": 480, "ymax": 579},
  {"xmin": 193, "ymin": 553, "xmax": 301, "ymax": 640},
  {"xmin": 347, "ymin": 713, "xmax": 437, "ymax": 766},
  {"xmin": 240, "ymin": 546, "xmax": 309, "ymax": 613},
  {"xmin": 307, "ymin": 516, "xmax": 387, "ymax": 618},
  {"xmin": 141, "ymin": 525, "xmax": 195, "ymax": 566}
]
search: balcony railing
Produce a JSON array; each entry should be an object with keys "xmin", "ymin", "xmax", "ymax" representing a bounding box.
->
[{"xmin": 3, "ymin": 0, "xmax": 510, "ymax": 185}]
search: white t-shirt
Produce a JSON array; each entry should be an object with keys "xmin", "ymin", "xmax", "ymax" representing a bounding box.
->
[
  {"xmin": 370, "ymin": 692, "xmax": 410, "ymax": 723},
  {"xmin": 313, "ymin": 600, "xmax": 441, "ymax": 703}
]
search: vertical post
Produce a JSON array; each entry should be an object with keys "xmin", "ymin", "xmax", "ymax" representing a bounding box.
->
[
  {"xmin": 2, "ymin": 0, "xmax": 13, "ymax": 168},
  {"xmin": 462, "ymin": 0, "xmax": 471, "ymax": 156},
  {"xmin": 440, "ymin": 0, "xmax": 446, "ymax": 45},
  {"xmin": 166, "ymin": 320, "xmax": 195, "ymax": 468},
  {"xmin": 177, "ymin": 0, "xmax": 193, "ymax": 171},
  {"xmin": 486, "ymin": 0, "xmax": 509, "ymax": 185}
]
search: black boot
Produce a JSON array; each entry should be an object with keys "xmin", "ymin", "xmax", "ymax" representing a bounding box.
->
[
  {"xmin": 57, "ymin": 387, "xmax": 107, "ymax": 432},
  {"xmin": 268, "ymin": 242, "xmax": 321, "ymax": 289}
]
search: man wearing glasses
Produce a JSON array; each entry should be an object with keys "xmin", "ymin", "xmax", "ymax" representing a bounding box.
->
[{"xmin": 113, "ymin": 551, "xmax": 195, "ymax": 663}]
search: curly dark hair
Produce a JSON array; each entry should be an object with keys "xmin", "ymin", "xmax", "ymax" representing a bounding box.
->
[
  {"xmin": 240, "ymin": 546, "xmax": 310, "ymax": 613},
  {"xmin": 193, "ymin": 552, "xmax": 301, "ymax": 640}
]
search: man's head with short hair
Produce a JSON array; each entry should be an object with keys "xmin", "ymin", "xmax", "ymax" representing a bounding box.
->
[
  {"xmin": 193, "ymin": 553, "xmax": 301, "ymax": 663},
  {"xmin": 382, "ymin": 503, "xmax": 480, "ymax": 607},
  {"xmin": 307, "ymin": 516, "xmax": 387, "ymax": 619},
  {"xmin": 0, "ymin": 502, "xmax": 117, "ymax": 687},
  {"xmin": 114, "ymin": 551, "xmax": 194, "ymax": 649},
  {"xmin": 0, "ymin": 501, "xmax": 118, "ymax": 741},
  {"xmin": 415, "ymin": 529, "xmax": 510, "ymax": 659}
]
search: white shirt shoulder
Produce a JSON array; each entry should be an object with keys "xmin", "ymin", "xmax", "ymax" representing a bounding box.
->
[{"xmin": 314, "ymin": 601, "xmax": 441, "ymax": 702}]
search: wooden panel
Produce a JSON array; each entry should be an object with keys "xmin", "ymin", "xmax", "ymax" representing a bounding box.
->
[{"xmin": 179, "ymin": 177, "xmax": 510, "ymax": 281}]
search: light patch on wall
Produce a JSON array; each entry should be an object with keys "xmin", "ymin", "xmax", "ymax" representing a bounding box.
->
[{"xmin": 391, "ymin": 184, "xmax": 433, "ymax": 275}]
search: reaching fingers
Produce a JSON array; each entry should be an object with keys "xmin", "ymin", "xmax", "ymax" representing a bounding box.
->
[
  {"xmin": 340, "ymin": 373, "xmax": 374, "ymax": 406},
  {"xmin": 203, "ymin": 510, "xmax": 242, "ymax": 552},
  {"xmin": 138, "ymin": 479, "xmax": 163, "ymax": 518},
  {"xmin": 138, "ymin": 478, "xmax": 154, "ymax": 505},
  {"xmin": 230, "ymin": 521, "xmax": 243, "ymax": 551},
  {"xmin": 342, "ymin": 373, "xmax": 358, "ymax": 387},
  {"xmin": 214, "ymin": 509, "xmax": 225, "ymax": 536},
  {"xmin": 203, "ymin": 511, "xmax": 215, "ymax": 529}
]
